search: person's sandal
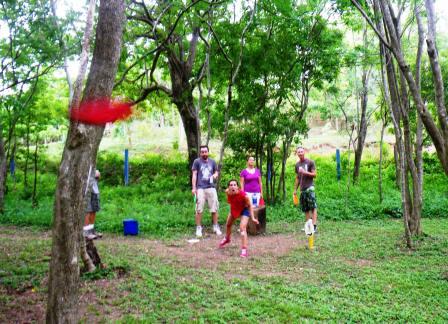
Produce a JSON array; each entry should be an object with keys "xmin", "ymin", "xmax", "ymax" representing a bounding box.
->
[{"xmin": 240, "ymin": 248, "xmax": 248, "ymax": 258}]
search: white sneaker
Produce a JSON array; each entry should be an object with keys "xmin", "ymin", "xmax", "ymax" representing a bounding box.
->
[
  {"xmin": 213, "ymin": 224, "xmax": 222, "ymax": 236},
  {"xmin": 196, "ymin": 226, "xmax": 203, "ymax": 238}
]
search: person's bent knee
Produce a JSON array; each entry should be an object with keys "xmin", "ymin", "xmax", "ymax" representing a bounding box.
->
[{"xmin": 240, "ymin": 230, "xmax": 247, "ymax": 237}]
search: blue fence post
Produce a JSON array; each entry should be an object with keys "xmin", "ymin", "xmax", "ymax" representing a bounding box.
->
[
  {"xmin": 267, "ymin": 162, "xmax": 272, "ymax": 182},
  {"xmin": 124, "ymin": 149, "xmax": 129, "ymax": 186},
  {"xmin": 336, "ymin": 149, "xmax": 341, "ymax": 181},
  {"xmin": 9, "ymin": 158, "xmax": 15, "ymax": 176}
]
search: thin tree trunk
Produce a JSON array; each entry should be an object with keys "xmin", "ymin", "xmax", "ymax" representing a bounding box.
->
[
  {"xmin": 353, "ymin": 69, "xmax": 370, "ymax": 183},
  {"xmin": 46, "ymin": 1, "xmax": 125, "ymax": 322},
  {"xmin": 216, "ymin": 5, "xmax": 256, "ymax": 189},
  {"xmin": 32, "ymin": 136, "xmax": 38, "ymax": 208},
  {"xmin": 374, "ymin": 0, "xmax": 412, "ymax": 246},
  {"xmin": 50, "ymin": 0, "xmax": 73, "ymax": 100},
  {"xmin": 0, "ymin": 124, "xmax": 6, "ymax": 214},
  {"xmin": 70, "ymin": 0, "xmax": 96, "ymax": 110},
  {"xmin": 197, "ymin": 82, "xmax": 203, "ymax": 147},
  {"xmin": 353, "ymin": 26, "xmax": 371, "ymax": 183},
  {"xmin": 424, "ymin": 0, "xmax": 448, "ymax": 145},
  {"xmin": 24, "ymin": 118, "xmax": 31, "ymax": 190},
  {"xmin": 378, "ymin": 116, "xmax": 386, "ymax": 203},
  {"xmin": 9, "ymin": 138, "xmax": 17, "ymax": 190}
]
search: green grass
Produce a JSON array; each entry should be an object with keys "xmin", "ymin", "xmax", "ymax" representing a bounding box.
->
[{"xmin": 1, "ymin": 219, "xmax": 447, "ymax": 322}]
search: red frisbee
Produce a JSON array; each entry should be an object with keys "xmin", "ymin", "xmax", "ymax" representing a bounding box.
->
[{"xmin": 70, "ymin": 98, "xmax": 133, "ymax": 125}]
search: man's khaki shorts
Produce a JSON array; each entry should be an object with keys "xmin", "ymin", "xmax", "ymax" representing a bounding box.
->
[{"xmin": 196, "ymin": 188, "xmax": 219, "ymax": 213}]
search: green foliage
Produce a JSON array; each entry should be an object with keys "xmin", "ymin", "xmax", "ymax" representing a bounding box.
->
[
  {"xmin": 422, "ymin": 151, "xmax": 444, "ymax": 174},
  {"xmin": 2, "ymin": 153, "xmax": 447, "ymax": 237}
]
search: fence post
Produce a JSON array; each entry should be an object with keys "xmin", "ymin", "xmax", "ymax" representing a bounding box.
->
[
  {"xmin": 124, "ymin": 149, "xmax": 129, "ymax": 186},
  {"xmin": 336, "ymin": 148, "xmax": 341, "ymax": 181}
]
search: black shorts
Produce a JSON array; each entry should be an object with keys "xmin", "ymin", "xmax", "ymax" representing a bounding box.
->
[
  {"xmin": 86, "ymin": 193, "xmax": 100, "ymax": 213},
  {"xmin": 300, "ymin": 189, "xmax": 317, "ymax": 212}
]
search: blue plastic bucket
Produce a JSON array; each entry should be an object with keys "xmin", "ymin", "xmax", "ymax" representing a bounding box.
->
[{"xmin": 123, "ymin": 219, "xmax": 139, "ymax": 236}]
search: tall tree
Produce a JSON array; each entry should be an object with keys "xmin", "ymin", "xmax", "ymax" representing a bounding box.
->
[
  {"xmin": 350, "ymin": 0, "xmax": 448, "ymax": 175},
  {"xmin": 46, "ymin": 0, "xmax": 126, "ymax": 322},
  {"xmin": 223, "ymin": 0, "xmax": 343, "ymax": 202},
  {"xmin": 353, "ymin": 23, "xmax": 374, "ymax": 183},
  {"xmin": 121, "ymin": 0, "xmax": 220, "ymax": 167},
  {"xmin": 367, "ymin": 0, "xmax": 424, "ymax": 245}
]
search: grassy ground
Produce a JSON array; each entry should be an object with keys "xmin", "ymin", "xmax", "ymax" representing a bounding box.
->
[{"xmin": 1, "ymin": 218, "xmax": 447, "ymax": 322}]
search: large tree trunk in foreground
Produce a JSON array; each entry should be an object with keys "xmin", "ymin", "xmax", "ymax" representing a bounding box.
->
[{"xmin": 46, "ymin": 1, "xmax": 125, "ymax": 322}]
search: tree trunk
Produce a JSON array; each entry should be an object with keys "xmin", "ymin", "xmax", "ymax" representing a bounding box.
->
[
  {"xmin": 46, "ymin": 1, "xmax": 125, "ymax": 322},
  {"xmin": 393, "ymin": 144, "xmax": 401, "ymax": 189},
  {"xmin": 24, "ymin": 118, "xmax": 31, "ymax": 190},
  {"xmin": 0, "ymin": 125, "xmax": 6, "ymax": 214},
  {"xmin": 424, "ymin": 0, "xmax": 448, "ymax": 151},
  {"xmin": 168, "ymin": 60, "xmax": 199, "ymax": 168},
  {"xmin": 32, "ymin": 137, "xmax": 38, "ymax": 208},
  {"xmin": 70, "ymin": 0, "xmax": 96, "ymax": 111},
  {"xmin": 375, "ymin": 0, "xmax": 412, "ymax": 246},
  {"xmin": 413, "ymin": 115, "xmax": 424, "ymax": 232},
  {"xmin": 353, "ymin": 66, "xmax": 370, "ymax": 183},
  {"xmin": 277, "ymin": 140, "xmax": 287, "ymax": 201},
  {"xmin": 378, "ymin": 117, "xmax": 385, "ymax": 203},
  {"xmin": 176, "ymin": 100, "xmax": 199, "ymax": 168},
  {"xmin": 8, "ymin": 138, "xmax": 17, "ymax": 190}
]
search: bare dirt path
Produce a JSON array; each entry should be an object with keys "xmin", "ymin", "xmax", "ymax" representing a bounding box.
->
[{"xmin": 0, "ymin": 227, "xmax": 308, "ymax": 323}]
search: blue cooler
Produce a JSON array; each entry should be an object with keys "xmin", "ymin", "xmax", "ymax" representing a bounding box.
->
[{"xmin": 123, "ymin": 219, "xmax": 139, "ymax": 236}]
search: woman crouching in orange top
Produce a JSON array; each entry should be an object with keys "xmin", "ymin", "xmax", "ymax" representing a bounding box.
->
[{"xmin": 219, "ymin": 179, "xmax": 259, "ymax": 258}]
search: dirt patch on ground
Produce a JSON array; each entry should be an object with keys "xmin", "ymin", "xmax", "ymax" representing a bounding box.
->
[
  {"xmin": 121, "ymin": 230, "xmax": 310, "ymax": 280},
  {"xmin": 0, "ymin": 227, "xmax": 307, "ymax": 322},
  {"xmin": 0, "ymin": 274, "xmax": 129, "ymax": 323},
  {"xmin": 0, "ymin": 286, "xmax": 46, "ymax": 323},
  {"xmin": 344, "ymin": 258, "xmax": 374, "ymax": 267}
]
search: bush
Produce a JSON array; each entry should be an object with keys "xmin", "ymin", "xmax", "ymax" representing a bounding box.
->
[{"xmin": 2, "ymin": 152, "xmax": 447, "ymax": 238}]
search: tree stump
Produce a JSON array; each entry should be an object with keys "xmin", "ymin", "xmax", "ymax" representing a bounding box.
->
[
  {"xmin": 247, "ymin": 206, "xmax": 266, "ymax": 235},
  {"xmin": 86, "ymin": 239, "xmax": 102, "ymax": 267}
]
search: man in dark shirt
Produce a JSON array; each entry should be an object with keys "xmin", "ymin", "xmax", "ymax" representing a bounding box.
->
[
  {"xmin": 192, "ymin": 145, "xmax": 222, "ymax": 238},
  {"xmin": 293, "ymin": 147, "xmax": 318, "ymax": 232}
]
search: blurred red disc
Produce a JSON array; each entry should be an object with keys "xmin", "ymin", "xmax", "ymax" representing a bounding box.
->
[{"xmin": 70, "ymin": 98, "xmax": 133, "ymax": 125}]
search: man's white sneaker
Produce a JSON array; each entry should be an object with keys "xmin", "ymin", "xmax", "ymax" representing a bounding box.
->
[
  {"xmin": 213, "ymin": 224, "xmax": 222, "ymax": 236},
  {"xmin": 196, "ymin": 226, "xmax": 203, "ymax": 238}
]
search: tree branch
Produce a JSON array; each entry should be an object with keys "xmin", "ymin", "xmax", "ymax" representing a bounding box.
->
[
  {"xmin": 133, "ymin": 84, "xmax": 173, "ymax": 105},
  {"xmin": 351, "ymin": 0, "xmax": 392, "ymax": 51}
]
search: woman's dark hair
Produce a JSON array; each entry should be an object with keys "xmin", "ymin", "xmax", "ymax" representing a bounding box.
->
[{"xmin": 228, "ymin": 179, "xmax": 239, "ymax": 187}]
